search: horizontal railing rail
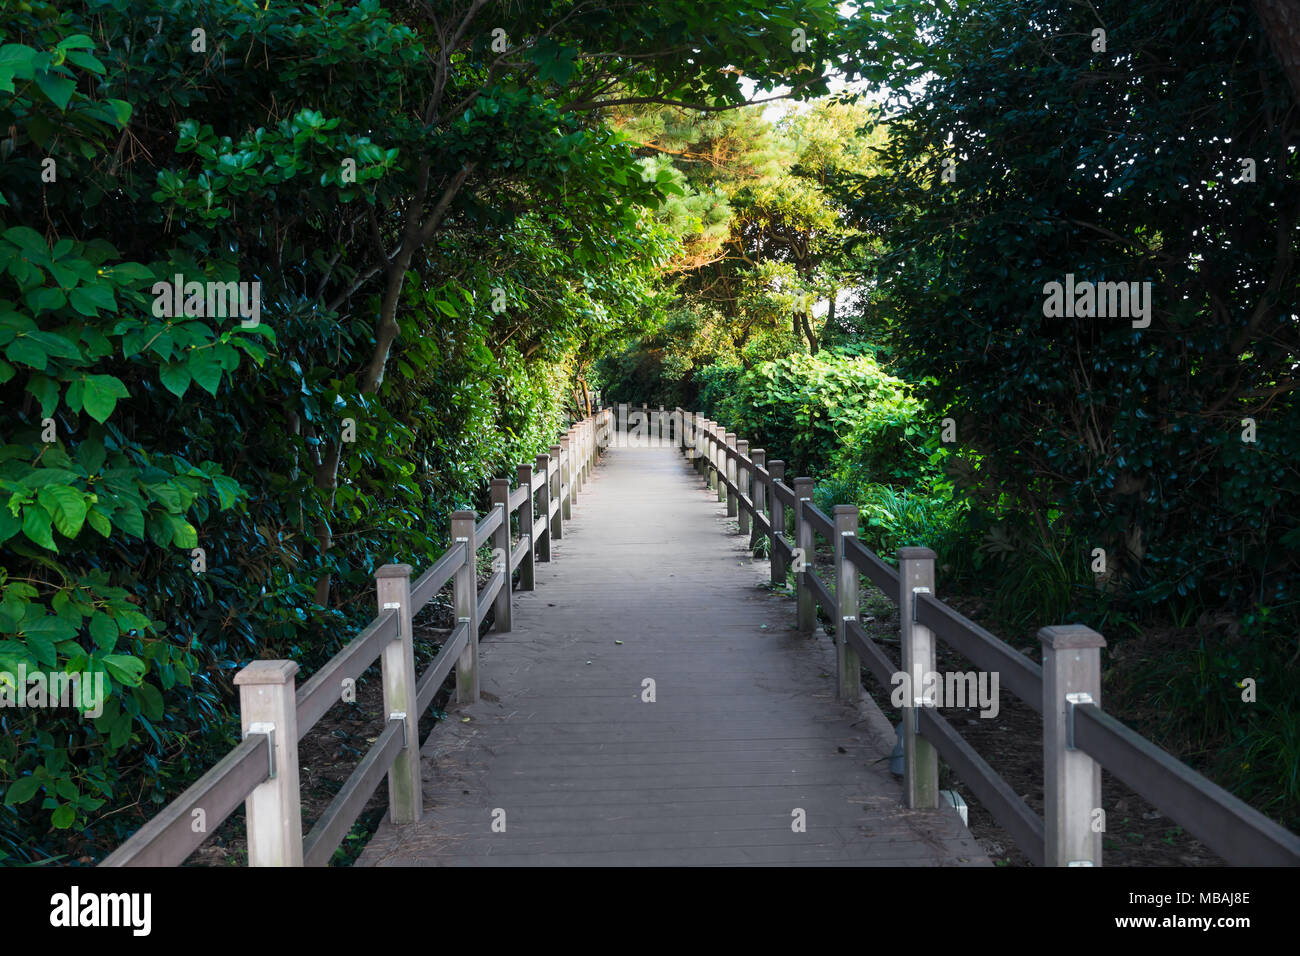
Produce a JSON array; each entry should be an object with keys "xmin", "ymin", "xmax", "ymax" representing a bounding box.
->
[
  {"xmin": 670, "ymin": 404, "xmax": 1300, "ymax": 867},
  {"xmin": 916, "ymin": 592, "xmax": 1044, "ymax": 715},
  {"xmin": 99, "ymin": 735, "xmax": 271, "ymax": 867},
  {"xmin": 1074, "ymin": 702, "xmax": 1300, "ymax": 865},
  {"xmin": 102, "ymin": 406, "xmax": 614, "ymax": 867},
  {"xmin": 294, "ymin": 609, "xmax": 401, "ymax": 739}
]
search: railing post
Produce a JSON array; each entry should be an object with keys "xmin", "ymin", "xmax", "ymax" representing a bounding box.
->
[
  {"xmin": 570, "ymin": 428, "xmax": 582, "ymax": 496},
  {"xmin": 834, "ymin": 506, "xmax": 860, "ymax": 701},
  {"xmin": 452, "ymin": 509, "xmax": 479, "ymax": 704},
  {"xmin": 234, "ymin": 660, "xmax": 303, "ymax": 866},
  {"xmin": 548, "ymin": 444, "xmax": 563, "ymax": 539},
  {"xmin": 794, "ymin": 477, "xmax": 815, "ymax": 634},
  {"xmin": 693, "ymin": 415, "xmax": 706, "ymax": 475},
  {"xmin": 569, "ymin": 428, "xmax": 581, "ymax": 503},
  {"xmin": 769, "ymin": 460, "xmax": 787, "ymax": 586},
  {"xmin": 560, "ymin": 435, "xmax": 573, "ymax": 521},
  {"xmin": 534, "ymin": 454, "xmax": 551, "ymax": 561},
  {"xmin": 578, "ymin": 421, "xmax": 586, "ymax": 484},
  {"xmin": 694, "ymin": 413, "xmax": 705, "ymax": 474},
  {"xmin": 706, "ymin": 422, "xmax": 718, "ymax": 490},
  {"xmin": 489, "ymin": 481, "xmax": 511, "ymax": 632},
  {"xmin": 725, "ymin": 433, "xmax": 738, "ymax": 515},
  {"xmin": 735, "ymin": 439, "xmax": 750, "ymax": 533},
  {"xmin": 577, "ymin": 423, "xmax": 586, "ymax": 490},
  {"xmin": 719, "ymin": 431, "xmax": 732, "ymax": 504},
  {"xmin": 583, "ymin": 418, "xmax": 592, "ymax": 481},
  {"xmin": 658, "ymin": 404, "xmax": 666, "ymax": 446},
  {"xmin": 375, "ymin": 563, "xmax": 421, "ymax": 825},
  {"xmin": 750, "ymin": 449, "xmax": 766, "ymax": 549},
  {"xmin": 518, "ymin": 463, "xmax": 537, "ymax": 587},
  {"xmin": 899, "ymin": 547, "xmax": 938, "ymax": 809},
  {"xmin": 1040, "ymin": 624, "xmax": 1107, "ymax": 866}
]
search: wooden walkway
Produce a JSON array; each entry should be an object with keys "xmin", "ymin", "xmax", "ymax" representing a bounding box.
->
[{"xmin": 358, "ymin": 442, "xmax": 987, "ymax": 866}]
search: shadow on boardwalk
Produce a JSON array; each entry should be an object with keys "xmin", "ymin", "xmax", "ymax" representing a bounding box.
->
[{"xmin": 358, "ymin": 444, "xmax": 987, "ymax": 866}]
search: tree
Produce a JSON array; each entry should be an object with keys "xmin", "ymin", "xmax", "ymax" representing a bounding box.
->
[{"xmin": 845, "ymin": 0, "xmax": 1299, "ymax": 611}]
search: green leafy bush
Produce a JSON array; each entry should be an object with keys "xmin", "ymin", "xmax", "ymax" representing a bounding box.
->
[{"xmin": 697, "ymin": 348, "xmax": 931, "ymax": 481}]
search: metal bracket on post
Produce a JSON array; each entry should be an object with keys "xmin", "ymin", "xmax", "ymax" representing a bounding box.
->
[
  {"xmin": 911, "ymin": 586, "xmax": 931, "ymax": 622},
  {"xmin": 1065, "ymin": 692, "xmax": 1093, "ymax": 750},
  {"xmin": 245, "ymin": 722, "xmax": 276, "ymax": 779},
  {"xmin": 911, "ymin": 698, "xmax": 925, "ymax": 733},
  {"xmin": 382, "ymin": 602, "xmax": 400, "ymax": 610},
  {"xmin": 389, "ymin": 712, "xmax": 408, "ymax": 748},
  {"xmin": 1067, "ymin": 860, "xmax": 1095, "ymax": 867}
]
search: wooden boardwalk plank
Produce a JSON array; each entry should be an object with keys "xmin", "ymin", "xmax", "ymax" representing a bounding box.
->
[{"xmin": 358, "ymin": 442, "xmax": 987, "ymax": 866}]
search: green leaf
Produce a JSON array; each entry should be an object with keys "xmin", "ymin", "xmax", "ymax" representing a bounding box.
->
[
  {"xmin": 3, "ymin": 226, "xmax": 48, "ymax": 256},
  {"xmin": 33, "ymin": 70, "xmax": 76, "ymax": 111},
  {"xmin": 23, "ymin": 615, "xmax": 78, "ymax": 643},
  {"xmin": 69, "ymin": 282, "xmax": 114, "ymax": 314},
  {"xmin": 86, "ymin": 507, "xmax": 111, "ymax": 537},
  {"xmin": 50, "ymin": 804, "xmax": 76, "ymax": 829},
  {"xmin": 88, "ymin": 613, "xmax": 117, "ymax": 651},
  {"xmin": 0, "ymin": 506, "xmax": 20, "ymax": 545},
  {"xmin": 26, "ymin": 286, "xmax": 66, "ymax": 314},
  {"xmin": 114, "ymin": 501, "xmax": 144, "ymax": 538},
  {"xmin": 134, "ymin": 682, "xmax": 164, "ymax": 721},
  {"xmin": 5, "ymin": 336, "xmax": 47, "ymax": 371},
  {"xmin": 3, "ymin": 776, "xmax": 42, "ymax": 807},
  {"xmin": 25, "ymin": 468, "xmax": 80, "ymax": 489},
  {"xmin": 158, "ymin": 361, "xmax": 191, "ymax": 398},
  {"xmin": 81, "ymin": 374, "xmax": 128, "ymax": 422},
  {"xmin": 21, "ymin": 504, "xmax": 56, "ymax": 550},
  {"xmin": 56, "ymin": 34, "xmax": 97, "ymax": 52},
  {"xmin": 0, "ymin": 45, "xmax": 37, "ymax": 90},
  {"xmin": 169, "ymin": 516, "xmax": 197, "ymax": 549},
  {"xmin": 75, "ymin": 438, "xmax": 106, "ymax": 474},
  {"xmin": 102, "ymin": 654, "xmax": 145, "ymax": 686},
  {"xmin": 25, "ymin": 630, "xmax": 57, "ymax": 666},
  {"xmin": 211, "ymin": 475, "xmax": 240, "ymax": 509},
  {"xmin": 145, "ymin": 511, "xmax": 172, "ymax": 548},
  {"xmin": 39, "ymin": 485, "xmax": 87, "ymax": 537},
  {"xmin": 188, "ymin": 349, "xmax": 222, "ymax": 395},
  {"xmin": 25, "ymin": 374, "xmax": 59, "ymax": 417}
]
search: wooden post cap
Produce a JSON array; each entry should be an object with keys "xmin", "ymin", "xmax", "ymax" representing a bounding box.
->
[
  {"xmin": 1038, "ymin": 625, "xmax": 1107, "ymax": 649},
  {"xmin": 234, "ymin": 660, "xmax": 299, "ymax": 685}
]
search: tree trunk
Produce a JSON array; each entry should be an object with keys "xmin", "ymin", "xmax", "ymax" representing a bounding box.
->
[
  {"xmin": 1252, "ymin": 0, "xmax": 1300, "ymax": 103},
  {"xmin": 312, "ymin": 245, "xmax": 417, "ymax": 607},
  {"xmin": 796, "ymin": 311, "xmax": 819, "ymax": 354}
]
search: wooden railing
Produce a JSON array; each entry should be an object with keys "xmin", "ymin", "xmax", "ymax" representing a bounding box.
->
[
  {"xmin": 101, "ymin": 408, "xmax": 614, "ymax": 867},
  {"xmin": 668, "ymin": 405, "xmax": 1300, "ymax": 867}
]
